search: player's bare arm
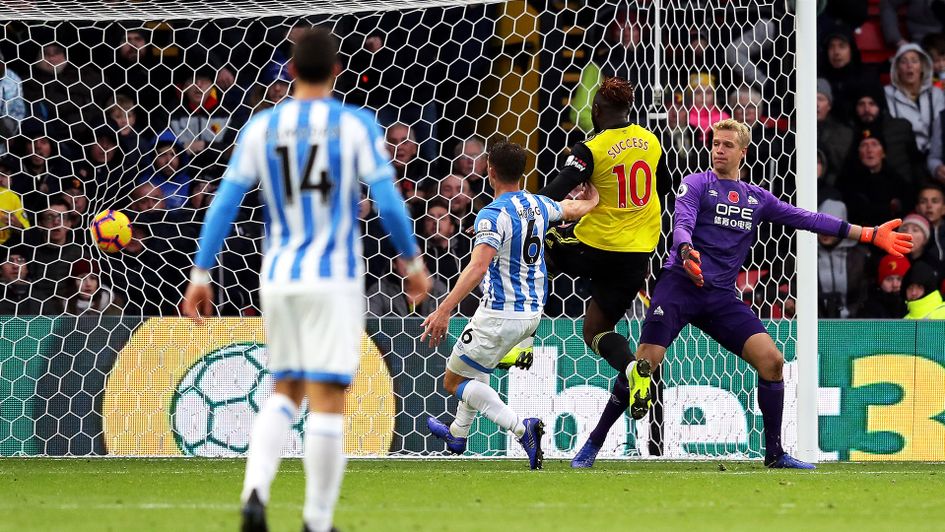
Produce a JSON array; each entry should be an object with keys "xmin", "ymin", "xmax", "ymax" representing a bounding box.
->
[
  {"xmin": 183, "ymin": 268, "xmax": 214, "ymax": 323},
  {"xmin": 559, "ymin": 183, "xmax": 599, "ymax": 221},
  {"xmin": 420, "ymin": 243, "xmax": 497, "ymax": 347}
]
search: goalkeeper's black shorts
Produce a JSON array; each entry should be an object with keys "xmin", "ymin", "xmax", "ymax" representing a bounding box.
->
[{"xmin": 544, "ymin": 224, "xmax": 650, "ymax": 323}]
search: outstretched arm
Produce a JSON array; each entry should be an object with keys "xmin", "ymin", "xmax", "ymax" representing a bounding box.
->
[
  {"xmin": 420, "ymin": 244, "xmax": 497, "ymax": 346},
  {"xmin": 763, "ymin": 193, "xmax": 913, "ymax": 257}
]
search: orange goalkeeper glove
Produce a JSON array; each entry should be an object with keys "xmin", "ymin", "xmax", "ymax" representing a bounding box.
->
[
  {"xmin": 859, "ymin": 219, "xmax": 914, "ymax": 258},
  {"xmin": 679, "ymin": 243, "xmax": 704, "ymax": 287}
]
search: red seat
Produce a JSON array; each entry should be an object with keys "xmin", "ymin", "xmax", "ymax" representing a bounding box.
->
[{"xmin": 856, "ymin": 19, "xmax": 894, "ymax": 64}]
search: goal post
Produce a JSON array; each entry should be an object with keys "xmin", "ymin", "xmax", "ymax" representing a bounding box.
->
[
  {"xmin": 793, "ymin": 0, "xmax": 820, "ymax": 464},
  {"xmin": 0, "ymin": 0, "xmax": 818, "ymax": 460}
]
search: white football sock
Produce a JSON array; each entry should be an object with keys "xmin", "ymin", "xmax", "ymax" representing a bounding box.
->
[
  {"xmin": 303, "ymin": 412, "xmax": 346, "ymax": 532},
  {"xmin": 241, "ymin": 393, "xmax": 296, "ymax": 504},
  {"xmin": 449, "ymin": 401, "xmax": 476, "ymax": 438},
  {"xmin": 458, "ymin": 379, "xmax": 525, "ymax": 438}
]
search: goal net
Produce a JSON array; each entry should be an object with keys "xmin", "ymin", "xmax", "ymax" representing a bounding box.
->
[{"xmin": 0, "ymin": 0, "xmax": 810, "ymax": 459}]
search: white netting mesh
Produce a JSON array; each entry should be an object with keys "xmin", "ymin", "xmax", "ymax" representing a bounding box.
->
[{"xmin": 0, "ymin": 0, "xmax": 801, "ymax": 458}]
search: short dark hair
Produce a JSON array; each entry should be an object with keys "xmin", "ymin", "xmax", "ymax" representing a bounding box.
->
[
  {"xmin": 918, "ymin": 181, "xmax": 945, "ymax": 198},
  {"xmin": 487, "ymin": 140, "xmax": 526, "ymax": 184},
  {"xmin": 291, "ymin": 27, "xmax": 339, "ymax": 83}
]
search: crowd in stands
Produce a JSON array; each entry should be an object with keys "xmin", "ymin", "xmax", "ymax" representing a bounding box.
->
[
  {"xmin": 0, "ymin": 2, "xmax": 942, "ymax": 321},
  {"xmin": 815, "ymin": 0, "xmax": 945, "ymax": 319}
]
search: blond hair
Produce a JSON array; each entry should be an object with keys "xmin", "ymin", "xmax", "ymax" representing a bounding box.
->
[{"xmin": 712, "ymin": 118, "xmax": 751, "ymax": 148}]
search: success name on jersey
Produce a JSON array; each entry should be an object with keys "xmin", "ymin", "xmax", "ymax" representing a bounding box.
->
[
  {"xmin": 606, "ymin": 137, "xmax": 650, "ymax": 158},
  {"xmin": 714, "ymin": 204, "xmax": 754, "ymax": 231}
]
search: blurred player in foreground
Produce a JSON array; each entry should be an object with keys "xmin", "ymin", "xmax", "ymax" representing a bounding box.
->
[
  {"xmin": 575, "ymin": 119, "xmax": 912, "ymax": 469},
  {"xmin": 514, "ymin": 76, "xmax": 670, "ymax": 467},
  {"xmin": 421, "ymin": 140, "xmax": 599, "ymax": 469},
  {"xmin": 183, "ymin": 28, "xmax": 430, "ymax": 531}
]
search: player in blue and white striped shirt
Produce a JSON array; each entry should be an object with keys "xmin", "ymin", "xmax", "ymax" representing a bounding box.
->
[
  {"xmin": 182, "ymin": 29, "xmax": 430, "ymax": 532},
  {"xmin": 421, "ymin": 140, "xmax": 598, "ymax": 469}
]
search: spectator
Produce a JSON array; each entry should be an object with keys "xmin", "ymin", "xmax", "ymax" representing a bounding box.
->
[
  {"xmin": 452, "ymin": 136, "xmax": 490, "ymax": 204},
  {"xmin": 63, "ymin": 269, "xmax": 121, "ymax": 316},
  {"xmin": 0, "ymin": 50, "xmax": 26, "ymax": 153},
  {"xmin": 852, "ymin": 84, "xmax": 927, "ymax": 184},
  {"xmin": 385, "ymin": 122, "xmax": 430, "ymax": 188},
  {"xmin": 168, "ymin": 67, "xmax": 236, "ymax": 161},
  {"xmin": 336, "ymin": 29, "xmax": 438, "ymax": 161},
  {"xmin": 819, "ymin": 1, "xmax": 869, "ymax": 35},
  {"xmin": 21, "ymin": 43, "xmax": 104, "ymax": 133},
  {"xmin": 0, "ymin": 175, "xmax": 30, "ymax": 247},
  {"xmin": 358, "ymin": 191, "xmax": 398, "ymax": 287},
  {"xmin": 902, "ymin": 261, "xmax": 945, "ymax": 319},
  {"xmin": 817, "ymin": 199, "xmax": 869, "ymax": 318},
  {"xmin": 107, "ymin": 94, "xmax": 149, "ymax": 166},
  {"xmin": 570, "ymin": 9, "xmax": 652, "ymax": 131},
  {"xmin": 137, "ymin": 133, "xmax": 192, "ymax": 209},
  {"xmin": 23, "ymin": 197, "xmax": 82, "ymax": 314},
  {"xmin": 101, "ymin": 221, "xmax": 174, "ymax": 316},
  {"xmin": 418, "ymin": 198, "xmax": 465, "ymax": 286},
  {"xmin": 249, "ymin": 60, "xmax": 292, "ymax": 114},
  {"xmin": 900, "ymin": 212, "xmax": 945, "ymax": 276},
  {"xmin": 128, "ymin": 182, "xmax": 167, "ymax": 213},
  {"xmin": 881, "ymin": 0, "xmax": 943, "ymax": 49},
  {"xmin": 884, "ymin": 44, "xmax": 945, "ymax": 154},
  {"xmin": 859, "ymin": 254, "xmax": 911, "ymax": 318},
  {"xmin": 102, "ymin": 26, "xmax": 164, "ymax": 118},
  {"xmin": 819, "ymin": 26, "xmax": 879, "ymax": 123},
  {"xmin": 437, "ymin": 173, "xmax": 474, "ymax": 226},
  {"xmin": 839, "ymin": 131, "xmax": 913, "ymax": 226},
  {"xmin": 923, "ymin": 33, "xmax": 945, "ymax": 90},
  {"xmin": 0, "ymin": 247, "xmax": 39, "ymax": 315},
  {"xmin": 687, "ymin": 75, "xmax": 730, "ymax": 145},
  {"xmin": 723, "ymin": 2, "xmax": 794, "ymax": 114},
  {"xmin": 817, "ymin": 79, "xmax": 852, "ymax": 176},
  {"xmin": 729, "ymin": 84, "xmax": 789, "ymax": 183},
  {"xmin": 916, "ymin": 183, "xmax": 945, "ymax": 264},
  {"xmin": 661, "ymin": 91, "xmax": 699, "ymax": 175},
  {"xmin": 366, "ymin": 256, "xmax": 446, "ymax": 317},
  {"xmin": 76, "ymin": 128, "xmax": 128, "ymax": 199},
  {"xmin": 10, "ymin": 119, "xmax": 73, "ymax": 214}
]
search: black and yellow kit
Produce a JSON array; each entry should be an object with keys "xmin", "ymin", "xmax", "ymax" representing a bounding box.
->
[{"xmin": 540, "ymin": 122, "xmax": 668, "ymax": 321}]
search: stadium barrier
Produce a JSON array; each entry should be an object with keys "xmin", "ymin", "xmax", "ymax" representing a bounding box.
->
[{"xmin": 0, "ymin": 317, "xmax": 941, "ymax": 460}]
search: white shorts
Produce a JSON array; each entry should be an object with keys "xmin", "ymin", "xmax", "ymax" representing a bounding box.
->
[
  {"xmin": 260, "ymin": 284, "xmax": 364, "ymax": 385},
  {"xmin": 446, "ymin": 311, "xmax": 541, "ymax": 379}
]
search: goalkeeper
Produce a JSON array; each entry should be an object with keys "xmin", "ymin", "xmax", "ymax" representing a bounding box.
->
[{"xmin": 577, "ymin": 119, "xmax": 913, "ymax": 468}]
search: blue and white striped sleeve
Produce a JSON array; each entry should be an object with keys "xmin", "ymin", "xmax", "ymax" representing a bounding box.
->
[
  {"xmin": 221, "ymin": 111, "xmax": 269, "ymax": 188},
  {"xmin": 193, "ymin": 113, "xmax": 267, "ymax": 270},
  {"xmin": 536, "ymin": 194, "xmax": 564, "ymax": 223},
  {"xmin": 474, "ymin": 208, "xmax": 502, "ymax": 250}
]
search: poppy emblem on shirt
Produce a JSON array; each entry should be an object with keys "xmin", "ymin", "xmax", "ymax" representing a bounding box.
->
[{"xmin": 728, "ymin": 191, "xmax": 739, "ymax": 203}]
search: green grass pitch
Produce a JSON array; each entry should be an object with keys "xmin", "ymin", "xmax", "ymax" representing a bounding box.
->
[{"xmin": 1, "ymin": 459, "xmax": 943, "ymax": 531}]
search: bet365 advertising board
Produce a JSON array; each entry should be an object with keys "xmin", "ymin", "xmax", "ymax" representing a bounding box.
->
[{"xmin": 0, "ymin": 317, "xmax": 942, "ymax": 460}]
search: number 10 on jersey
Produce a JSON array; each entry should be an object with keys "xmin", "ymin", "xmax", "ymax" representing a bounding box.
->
[{"xmin": 612, "ymin": 160, "xmax": 652, "ymax": 209}]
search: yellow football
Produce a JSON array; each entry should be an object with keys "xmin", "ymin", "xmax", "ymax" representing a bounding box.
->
[{"xmin": 90, "ymin": 209, "xmax": 132, "ymax": 253}]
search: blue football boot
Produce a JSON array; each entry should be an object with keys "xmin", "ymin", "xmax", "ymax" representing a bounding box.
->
[
  {"xmin": 427, "ymin": 417, "xmax": 467, "ymax": 454},
  {"xmin": 570, "ymin": 439, "xmax": 602, "ymax": 469},
  {"xmin": 517, "ymin": 418, "xmax": 545, "ymax": 470},
  {"xmin": 765, "ymin": 453, "xmax": 816, "ymax": 469}
]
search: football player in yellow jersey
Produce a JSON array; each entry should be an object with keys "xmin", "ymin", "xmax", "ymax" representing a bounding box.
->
[{"xmin": 541, "ymin": 77, "xmax": 671, "ymax": 467}]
